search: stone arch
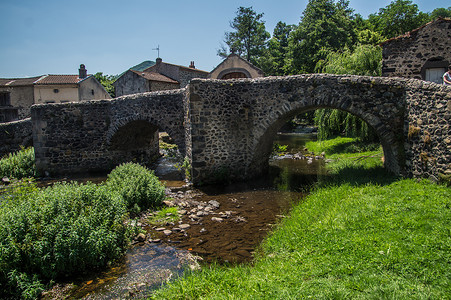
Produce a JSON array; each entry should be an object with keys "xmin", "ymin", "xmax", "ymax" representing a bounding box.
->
[
  {"xmin": 108, "ymin": 119, "xmax": 160, "ymax": 166},
  {"xmin": 248, "ymin": 103, "xmax": 400, "ymax": 178},
  {"xmin": 218, "ymin": 68, "xmax": 252, "ymax": 79}
]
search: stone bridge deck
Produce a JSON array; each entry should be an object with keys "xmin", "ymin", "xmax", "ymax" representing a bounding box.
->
[{"xmin": 28, "ymin": 74, "xmax": 450, "ymax": 183}]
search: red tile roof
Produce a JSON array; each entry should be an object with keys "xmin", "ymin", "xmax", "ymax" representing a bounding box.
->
[
  {"xmin": 131, "ymin": 70, "xmax": 179, "ymax": 84},
  {"xmin": 0, "ymin": 76, "xmax": 44, "ymax": 87},
  {"xmin": 34, "ymin": 75, "xmax": 92, "ymax": 85}
]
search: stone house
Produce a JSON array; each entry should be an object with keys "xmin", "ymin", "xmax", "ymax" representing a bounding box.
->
[
  {"xmin": 208, "ymin": 54, "xmax": 264, "ymax": 79},
  {"xmin": 114, "ymin": 58, "xmax": 209, "ymax": 97},
  {"xmin": 0, "ymin": 64, "xmax": 111, "ymax": 122},
  {"xmin": 380, "ymin": 17, "xmax": 451, "ymax": 83}
]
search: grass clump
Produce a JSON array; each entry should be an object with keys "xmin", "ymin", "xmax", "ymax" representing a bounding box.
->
[
  {"xmin": 0, "ymin": 162, "xmax": 165, "ymax": 299},
  {"xmin": 147, "ymin": 207, "xmax": 180, "ymax": 226},
  {"xmin": 106, "ymin": 163, "xmax": 165, "ymax": 213},
  {"xmin": 0, "ymin": 147, "xmax": 36, "ymax": 179}
]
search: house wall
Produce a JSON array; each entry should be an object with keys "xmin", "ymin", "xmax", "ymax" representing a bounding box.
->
[
  {"xmin": 381, "ymin": 19, "xmax": 451, "ymax": 81},
  {"xmin": 114, "ymin": 70, "xmax": 149, "ymax": 97},
  {"xmin": 0, "ymin": 86, "xmax": 35, "ymax": 119},
  {"xmin": 179, "ymin": 69, "xmax": 208, "ymax": 88},
  {"xmin": 79, "ymin": 76, "xmax": 111, "ymax": 100},
  {"xmin": 34, "ymin": 85, "xmax": 79, "ymax": 104},
  {"xmin": 149, "ymin": 60, "xmax": 208, "ymax": 88},
  {"xmin": 150, "ymin": 81, "xmax": 180, "ymax": 91},
  {"xmin": 208, "ymin": 55, "xmax": 264, "ymax": 79}
]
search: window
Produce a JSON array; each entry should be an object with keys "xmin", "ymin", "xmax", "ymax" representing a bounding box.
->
[
  {"xmin": 53, "ymin": 89, "xmax": 59, "ymax": 93},
  {"xmin": 0, "ymin": 92, "xmax": 11, "ymax": 106},
  {"xmin": 91, "ymin": 89, "xmax": 95, "ymax": 95},
  {"xmin": 425, "ymin": 68, "xmax": 445, "ymax": 84}
]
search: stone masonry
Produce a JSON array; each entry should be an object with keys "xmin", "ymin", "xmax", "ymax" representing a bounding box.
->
[
  {"xmin": 31, "ymin": 89, "xmax": 186, "ymax": 175},
  {"xmin": 381, "ymin": 18, "xmax": 451, "ymax": 81},
  {"xmin": 0, "ymin": 118, "xmax": 33, "ymax": 158},
  {"xmin": 6, "ymin": 74, "xmax": 447, "ymax": 184}
]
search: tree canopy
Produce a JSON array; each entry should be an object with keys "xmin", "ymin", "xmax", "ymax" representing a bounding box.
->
[{"xmin": 219, "ymin": 6, "xmax": 270, "ymax": 66}]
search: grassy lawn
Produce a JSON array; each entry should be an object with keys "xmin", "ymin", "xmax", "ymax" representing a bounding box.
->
[{"xmin": 151, "ymin": 138, "xmax": 451, "ymax": 299}]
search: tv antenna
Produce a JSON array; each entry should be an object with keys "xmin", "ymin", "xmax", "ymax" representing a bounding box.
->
[{"xmin": 153, "ymin": 45, "xmax": 160, "ymax": 58}]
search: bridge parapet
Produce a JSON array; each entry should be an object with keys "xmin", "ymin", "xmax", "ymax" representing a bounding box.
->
[
  {"xmin": 32, "ymin": 89, "xmax": 187, "ymax": 176},
  {"xmin": 187, "ymin": 74, "xmax": 450, "ymax": 184}
]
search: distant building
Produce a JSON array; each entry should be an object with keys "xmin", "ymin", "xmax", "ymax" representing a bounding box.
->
[
  {"xmin": 208, "ymin": 54, "xmax": 264, "ymax": 79},
  {"xmin": 380, "ymin": 17, "xmax": 451, "ymax": 84},
  {"xmin": 114, "ymin": 58, "xmax": 209, "ymax": 97},
  {"xmin": 0, "ymin": 64, "xmax": 111, "ymax": 122}
]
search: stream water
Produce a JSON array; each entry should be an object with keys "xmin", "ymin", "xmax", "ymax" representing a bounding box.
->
[{"xmin": 43, "ymin": 132, "xmax": 327, "ymax": 299}]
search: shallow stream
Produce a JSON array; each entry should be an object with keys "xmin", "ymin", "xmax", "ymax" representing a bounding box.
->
[{"xmin": 44, "ymin": 132, "xmax": 326, "ymax": 299}]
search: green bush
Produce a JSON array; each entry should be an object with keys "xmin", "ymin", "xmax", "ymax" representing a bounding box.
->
[
  {"xmin": 0, "ymin": 181, "xmax": 133, "ymax": 298},
  {"xmin": 0, "ymin": 147, "xmax": 36, "ymax": 179},
  {"xmin": 106, "ymin": 163, "xmax": 165, "ymax": 212}
]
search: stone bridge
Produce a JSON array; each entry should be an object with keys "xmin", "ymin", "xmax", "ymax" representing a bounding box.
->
[{"xmin": 29, "ymin": 74, "xmax": 450, "ymax": 184}]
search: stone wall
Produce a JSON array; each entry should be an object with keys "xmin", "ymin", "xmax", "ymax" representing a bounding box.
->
[
  {"xmin": 0, "ymin": 85, "xmax": 34, "ymax": 119},
  {"xmin": 187, "ymin": 75, "xmax": 450, "ymax": 184},
  {"xmin": 113, "ymin": 70, "xmax": 149, "ymax": 97},
  {"xmin": 179, "ymin": 69, "xmax": 208, "ymax": 88},
  {"xmin": 150, "ymin": 81, "xmax": 180, "ymax": 92},
  {"xmin": 29, "ymin": 74, "xmax": 450, "ymax": 184},
  {"xmin": 32, "ymin": 89, "xmax": 187, "ymax": 176},
  {"xmin": 404, "ymin": 80, "xmax": 451, "ymax": 180},
  {"xmin": 188, "ymin": 75, "xmax": 409, "ymax": 183},
  {"xmin": 381, "ymin": 18, "xmax": 451, "ymax": 81},
  {"xmin": 0, "ymin": 118, "xmax": 33, "ymax": 158}
]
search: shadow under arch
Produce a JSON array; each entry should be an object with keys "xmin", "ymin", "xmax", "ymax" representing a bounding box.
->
[{"xmin": 248, "ymin": 104, "xmax": 401, "ymax": 179}]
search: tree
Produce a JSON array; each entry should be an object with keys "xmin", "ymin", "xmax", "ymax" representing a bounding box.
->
[
  {"xmin": 94, "ymin": 72, "xmax": 117, "ymax": 98},
  {"xmin": 287, "ymin": 0, "xmax": 357, "ymax": 74},
  {"xmin": 316, "ymin": 44, "xmax": 382, "ymax": 76},
  {"xmin": 314, "ymin": 44, "xmax": 382, "ymax": 142},
  {"xmin": 258, "ymin": 22, "xmax": 295, "ymax": 76},
  {"xmin": 429, "ymin": 7, "xmax": 451, "ymax": 19},
  {"xmin": 219, "ymin": 6, "xmax": 270, "ymax": 65},
  {"xmin": 367, "ymin": 0, "xmax": 430, "ymax": 39}
]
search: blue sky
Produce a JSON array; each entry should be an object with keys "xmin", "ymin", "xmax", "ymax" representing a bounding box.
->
[{"xmin": 0, "ymin": 0, "xmax": 448, "ymax": 78}]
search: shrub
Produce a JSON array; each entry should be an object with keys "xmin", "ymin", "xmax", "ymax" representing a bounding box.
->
[
  {"xmin": 0, "ymin": 181, "xmax": 133, "ymax": 299},
  {"xmin": 106, "ymin": 163, "xmax": 165, "ymax": 212},
  {"xmin": 0, "ymin": 147, "xmax": 36, "ymax": 179}
]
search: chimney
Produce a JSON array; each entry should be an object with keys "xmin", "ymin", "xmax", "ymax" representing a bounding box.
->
[
  {"xmin": 189, "ymin": 61, "xmax": 195, "ymax": 69},
  {"xmin": 155, "ymin": 58, "xmax": 162, "ymax": 72},
  {"xmin": 79, "ymin": 64, "xmax": 87, "ymax": 79}
]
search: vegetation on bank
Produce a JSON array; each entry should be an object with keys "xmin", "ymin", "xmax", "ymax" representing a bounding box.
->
[
  {"xmin": 0, "ymin": 163, "xmax": 165, "ymax": 299},
  {"xmin": 151, "ymin": 138, "xmax": 450, "ymax": 299},
  {"xmin": 0, "ymin": 147, "xmax": 36, "ymax": 179}
]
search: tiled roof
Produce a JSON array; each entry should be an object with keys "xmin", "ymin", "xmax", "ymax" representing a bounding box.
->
[
  {"xmin": 131, "ymin": 70, "xmax": 179, "ymax": 84},
  {"xmin": 380, "ymin": 17, "xmax": 451, "ymax": 46},
  {"xmin": 0, "ymin": 76, "xmax": 44, "ymax": 87},
  {"xmin": 34, "ymin": 75, "xmax": 92, "ymax": 85}
]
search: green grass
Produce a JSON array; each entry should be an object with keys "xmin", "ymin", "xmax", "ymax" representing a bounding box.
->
[
  {"xmin": 151, "ymin": 138, "xmax": 450, "ymax": 299},
  {"xmin": 0, "ymin": 147, "xmax": 36, "ymax": 179},
  {"xmin": 306, "ymin": 136, "xmax": 381, "ymax": 159},
  {"xmin": 147, "ymin": 207, "xmax": 180, "ymax": 226}
]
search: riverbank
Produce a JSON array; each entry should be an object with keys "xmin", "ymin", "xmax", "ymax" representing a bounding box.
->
[{"xmin": 151, "ymin": 138, "xmax": 451, "ymax": 299}]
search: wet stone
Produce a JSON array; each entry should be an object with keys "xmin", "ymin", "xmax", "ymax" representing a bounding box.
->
[{"xmin": 179, "ymin": 224, "xmax": 191, "ymax": 229}]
